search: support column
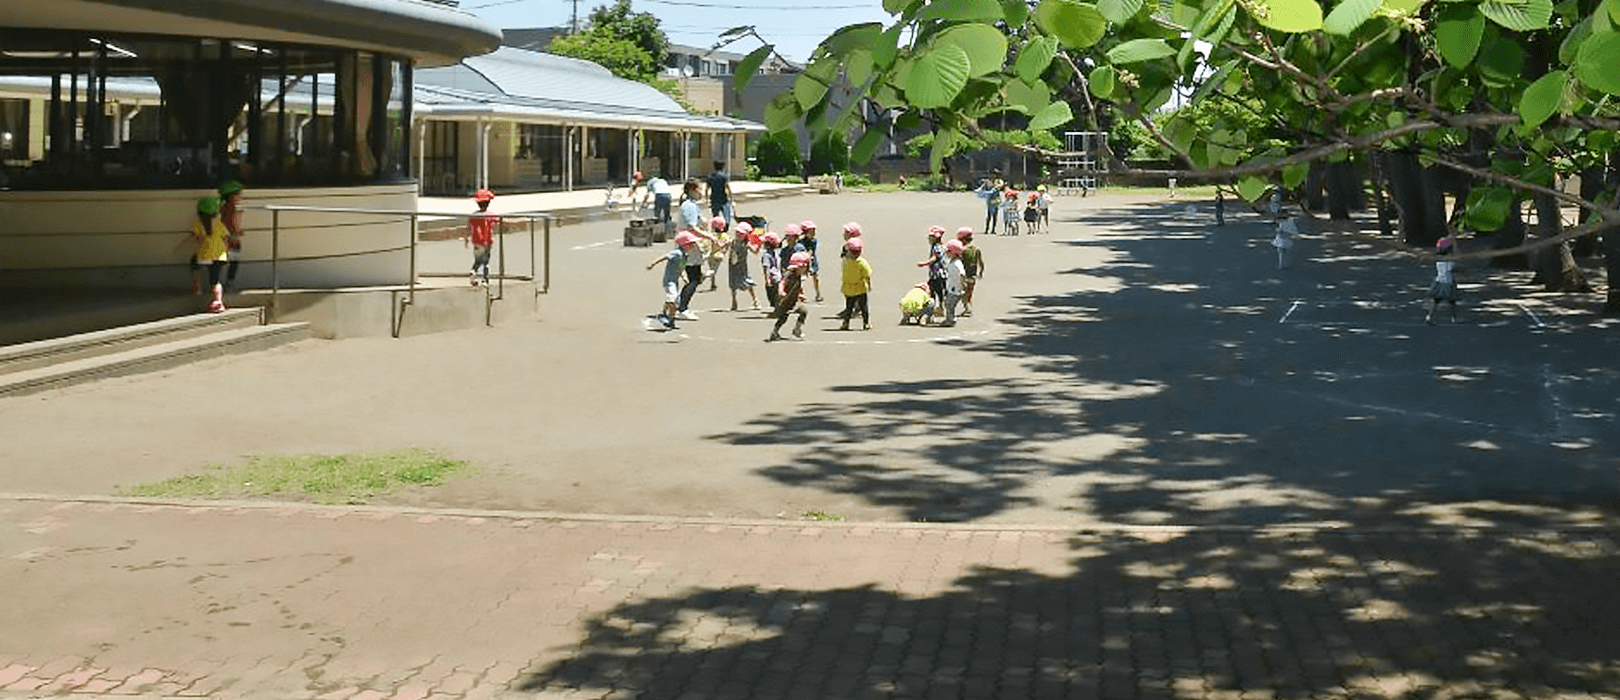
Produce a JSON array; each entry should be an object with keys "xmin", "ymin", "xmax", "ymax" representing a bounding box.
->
[
  {"xmin": 564, "ymin": 125, "xmax": 574, "ymax": 192},
  {"xmin": 680, "ymin": 131, "xmax": 689, "ymax": 182},
  {"xmin": 478, "ymin": 119, "xmax": 491, "ymax": 189},
  {"xmin": 415, "ymin": 120, "xmax": 427, "ymax": 194}
]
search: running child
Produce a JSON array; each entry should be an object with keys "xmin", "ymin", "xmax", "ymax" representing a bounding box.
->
[
  {"xmin": 466, "ymin": 188, "xmax": 500, "ymax": 285},
  {"xmin": 646, "ymin": 229, "xmax": 703, "ymax": 330},
  {"xmin": 956, "ymin": 227, "xmax": 984, "ymax": 317},
  {"xmin": 839, "ymin": 236, "xmax": 872, "ymax": 331},
  {"xmin": 177, "ymin": 195, "xmax": 232, "ymax": 313},
  {"xmin": 801, "ymin": 220, "xmax": 823, "ymax": 302},
  {"xmin": 728, "ymin": 221, "xmax": 760, "ymax": 311},
  {"xmin": 1425, "ymin": 237, "xmax": 1462, "ymax": 325},
  {"xmin": 759, "ymin": 230, "xmax": 784, "ymax": 310},
  {"xmin": 768, "ymin": 251, "xmax": 812, "ymax": 341},
  {"xmin": 219, "ymin": 180, "xmax": 246, "ymax": 290}
]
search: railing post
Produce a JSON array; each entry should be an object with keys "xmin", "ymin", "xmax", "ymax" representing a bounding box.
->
[
  {"xmin": 543, "ymin": 215, "xmax": 552, "ymax": 294},
  {"xmin": 270, "ymin": 208, "xmax": 280, "ymax": 323},
  {"xmin": 496, "ymin": 216, "xmax": 506, "ymax": 300},
  {"xmin": 408, "ymin": 212, "xmax": 418, "ymax": 306}
]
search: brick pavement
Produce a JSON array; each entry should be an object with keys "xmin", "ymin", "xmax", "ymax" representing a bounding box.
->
[{"xmin": 3, "ymin": 495, "xmax": 1619, "ymax": 700}]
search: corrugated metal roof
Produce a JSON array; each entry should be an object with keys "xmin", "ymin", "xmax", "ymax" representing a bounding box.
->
[{"xmin": 456, "ymin": 47, "xmax": 687, "ymax": 115}]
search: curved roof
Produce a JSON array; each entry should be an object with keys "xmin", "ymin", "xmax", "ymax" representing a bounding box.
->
[
  {"xmin": 415, "ymin": 48, "xmax": 764, "ymax": 133},
  {"xmin": 3, "ymin": 0, "xmax": 501, "ymax": 67}
]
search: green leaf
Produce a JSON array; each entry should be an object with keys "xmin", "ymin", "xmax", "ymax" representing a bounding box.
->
[
  {"xmin": 1004, "ymin": 77, "xmax": 1051, "ymax": 113},
  {"xmin": 1478, "ymin": 38, "xmax": 1526, "ymax": 88},
  {"xmin": 873, "ymin": 23, "xmax": 905, "ymax": 68},
  {"xmin": 1100, "ymin": 0, "xmax": 1146, "ymax": 23},
  {"xmin": 1559, "ymin": 16, "xmax": 1592, "ymax": 65},
  {"xmin": 1480, "ymin": 0, "xmax": 1553, "ymax": 31},
  {"xmin": 851, "ymin": 127, "xmax": 887, "ymax": 165},
  {"xmin": 937, "ymin": 24, "xmax": 1009, "ymax": 78},
  {"xmin": 1017, "ymin": 36, "xmax": 1061, "ymax": 83},
  {"xmin": 733, "ymin": 45, "xmax": 775, "ymax": 94},
  {"xmin": 1324, "ymin": 0, "xmax": 1381, "ymax": 34},
  {"xmin": 1004, "ymin": 0, "xmax": 1031, "ymax": 26},
  {"xmin": 1192, "ymin": 0, "xmax": 1236, "ymax": 37},
  {"xmin": 1611, "ymin": 0, "xmax": 1620, "ymax": 25},
  {"xmin": 1282, "ymin": 162, "xmax": 1310, "ymax": 188},
  {"xmin": 824, "ymin": 23, "xmax": 885, "ymax": 55},
  {"xmin": 1162, "ymin": 117, "xmax": 1196, "ymax": 153},
  {"xmin": 884, "ymin": 0, "xmax": 922, "ymax": 13},
  {"xmin": 1034, "ymin": 0, "xmax": 1109, "ymax": 49},
  {"xmin": 1029, "ymin": 101, "xmax": 1075, "ymax": 130},
  {"xmin": 764, "ymin": 93, "xmax": 801, "ymax": 133},
  {"xmin": 930, "ymin": 127, "xmax": 959, "ymax": 172},
  {"xmin": 1089, "ymin": 65, "xmax": 1117, "ymax": 98},
  {"xmin": 1436, "ymin": 5, "xmax": 1485, "ymax": 69},
  {"xmin": 794, "ymin": 72, "xmax": 831, "ymax": 111},
  {"xmin": 1106, "ymin": 38, "xmax": 1177, "ymax": 63},
  {"xmin": 1236, "ymin": 176, "xmax": 1270, "ymax": 202},
  {"xmin": 1518, "ymin": 70, "xmax": 1566, "ymax": 129},
  {"xmin": 1464, "ymin": 185, "xmax": 1514, "ymax": 231},
  {"xmin": 847, "ymin": 49, "xmax": 877, "ymax": 87},
  {"xmin": 1577, "ymin": 32, "xmax": 1620, "ymax": 95},
  {"xmin": 1382, "ymin": 0, "xmax": 1425, "ymax": 13},
  {"xmin": 1250, "ymin": 0, "xmax": 1324, "ymax": 32},
  {"xmin": 905, "ymin": 42, "xmax": 972, "ymax": 108},
  {"xmin": 916, "ymin": 0, "xmax": 1007, "ymax": 21}
]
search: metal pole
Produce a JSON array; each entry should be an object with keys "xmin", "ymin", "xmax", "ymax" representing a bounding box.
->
[
  {"xmin": 496, "ymin": 216, "xmax": 506, "ymax": 301},
  {"xmin": 270, "ymin": 209, "xmax": 280, "ymax": 322},
  {"xmin": 528, "ymin": 215, "xmax": 536, "ymax": 291},
  {"xmin": 543, "ymin": 215, "xmax": 552, "ymax": 293},
  {"xmin": 409, "ymin": 212, "xmax": 418, "ymax": 306}
]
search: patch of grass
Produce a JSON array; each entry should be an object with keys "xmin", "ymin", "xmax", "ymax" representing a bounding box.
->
[
  {"xmin": 119, "ymin": 449, "xmax": 473, "ymax": 505},
  {"xmin": 800, "ymin": 510, "xmax": 845, "ymax": 522}
]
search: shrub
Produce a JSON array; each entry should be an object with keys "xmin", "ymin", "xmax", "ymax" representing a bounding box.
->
[{"xmin": 755, "ymin": 130, "xmax": 800, "ymax": 177}]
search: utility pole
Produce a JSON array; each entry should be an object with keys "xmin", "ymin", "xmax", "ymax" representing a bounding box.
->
[{"xmin": 570, "ymin": 0, "xmax": 580, "ymax": 33}]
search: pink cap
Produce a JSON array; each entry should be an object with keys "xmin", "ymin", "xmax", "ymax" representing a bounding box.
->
[
  {"xmin": 674, "ymin": 230, "xmax": 700, "ymax": 247},
  {"xmin": 944, "ymin": 239, "xmax": 965, "ymax": 255},
  {"xmin": 955, "ymin": 226, "xmax": 974, "ymax": 240},
  {"xmin": 709, "ymin": 216, "xmax": 727, "ymax": 231},
  {"xmin": 927, "ymin": 225, "xmax": 945, "ymax": 239},
  {"xmin": 784, "ymin": 223, "xmax": 802, "ymax": 237},
  {"xmin": 844, "ymin": 237, "xmax": 863, "ymax": 253},
  {"xmin": 800, "ymin": 220, "xmax": 817, "ymax": 231},
  {"xmin": 736, "ymin": 222, "xmax": 754, "ymax": 235},
  {"xmin": 843, "ymin": 221, "xmax": 862, "ymax": 237},
  {"xmin": 760, "ymin": 231, "xmax": 781, "ymax": 246},
  {"xmin": 789, "ymin": 251, "xmax": 812, "ymax": 269}
]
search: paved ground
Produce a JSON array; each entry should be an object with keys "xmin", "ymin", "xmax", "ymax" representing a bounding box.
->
[{"xmin": 2, "ymin": 191, "xmax": 1618, "ymax": 698}]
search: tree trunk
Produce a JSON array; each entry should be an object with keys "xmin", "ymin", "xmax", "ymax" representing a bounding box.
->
[
  {"xmin": 1576, "ymin": 166, "xmax": 1605, "ymax": 257},
  {"xmin": 1325, "ymin": 161, "xmax": 1360, "ymax": 220},
  {"xmin": 1385, "ymin": 152, "xmax": 1448, "ymax": 247},
  {"xmin": 1529, "ymin": 192, "xmax": 1589, "ymax": 291},
  {"xmin": 1304, "ymin": 163, "xmax": 1327, "ymax": 212},
  {"xmin": 1372, "ymin": 151, "xmax": 1394, "ymax": 237},
  {"xmin": 1491, "ymin": 198, "xmax": 1529, "ymax": 270}
]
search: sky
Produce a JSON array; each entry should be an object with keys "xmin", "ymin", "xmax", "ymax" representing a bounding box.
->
[{"xmin": 461, "ymin": 0, "xmax": 896, "ymax": 64}]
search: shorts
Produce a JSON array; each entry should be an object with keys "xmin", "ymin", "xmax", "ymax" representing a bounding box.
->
[{"xmin": 664, "ymin": 280, "xmax": 681, "ymax": 304}]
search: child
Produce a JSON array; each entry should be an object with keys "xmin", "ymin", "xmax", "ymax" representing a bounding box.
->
[
  {"xmin": 466, "ymin": 188, "xmax": 500, "ymax": 285},
  {"xmin": 779, "ymin": 223, "xmax": 806, "ymax": 273},
  {"xmin": 916, "ymin": 226, "xmax": 947, "ymax": 318},
  {"xmin": 728, "ymin": 221, "xmax": 760, "ymax": 311},
  {"xmin": 178, "ymin": 195, "xmax": 232, "ymax": 313},
  {"xmin": 898, "ymin": 283, "xmax": 936, "ymax": 325},
  {"xmin": 1036, "ymin": 184, "xmax": 1052, "ymax": 231},
  {"xmin": 801, "ymin": 220, "xmax": 823, "ymax": 302},
  {"xmin": 938, "ymin": 239, "xmax": 967, "ymax": 327},
  {"xmin": 759, "ymin": 230, "xmax": 783, "ymax": 310},
  {"xmin": 836, "ymin": 221, "xmax": 863, "ymax": 320},
  {"xmin": 768, "ymin": 251, "xmax": 812, "ymax": 341},
  {"xmin": 839, "ymin": 236, "xmax": 872, "ymax": 331},
  {"xmin": 646, "ymin": 230, "xmax": 702, "ymax": 330},
  {"xmin": 1426, "ymin": 237, "xmax": 1462, "ymax": 325},
  {"xmin": 1002, "ymin": 187, "xmax": 1022, "ymax": 236},
  {"xmin": 1023, "ymin": 191, "xmax": 1041, "ymax": 234},
  {"xmin": 704, "ymin": 215, "xmax": 728, "ymax": 291},
  {"xmin": 219, "ymin": 180, "xmax": 246, "ymax": 290},
  {"xmin": 956, "ymin": 227, "xmax": 983, "ymax": 317},
  {"xmin": 1272, "ymin": 210, "xmax": 1298, "ymax": 269}
]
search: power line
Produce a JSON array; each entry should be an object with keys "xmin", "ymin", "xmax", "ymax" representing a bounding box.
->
[{"xmin": 642, "ymin": 0, "xmax": 876, "ymax": 8}]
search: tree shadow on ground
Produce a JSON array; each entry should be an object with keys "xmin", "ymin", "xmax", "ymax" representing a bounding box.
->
[
  {"xmin": 517, "ymin": 203, "xmax": 1620, "ymax": 698},
  {"xmin": 713, "ymin": 201, "xmax": 1620, "ymax": 526},
  {"xmin": 519, "ymin": 522, "xmax": 1620, "ymax": 699}
]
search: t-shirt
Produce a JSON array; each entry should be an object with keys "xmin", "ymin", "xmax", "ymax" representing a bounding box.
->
[
  {"xmin": 193, "ymin": 218, "xmax": 231, "ymax": 262},
  {"xmin": 841, "ymin": 256, "xmax": 873, "ymax": 296},
  {"xmin": 662, "ymin": 249, "xmax": 686, "ymax": 287},
  {"xmin": 943, "ymin": 257, "xmax": 966, "ymax": 295},
  {"xmin": 680, "ymin": 200, "xmax": 702, "ymax": 229},
  {"xmin": 927, "ymin": 242, "xmax": 946, "ymax": 279},
  {"xmin": 468, "ymin": 212, "xmax": 500, "ymax": 247},
  {"xmin": 706, "ymin": 170, "xmax": 731, "ymax": 206},
  {"xmin": 1434, "ymin": 260, "xmax": 1455, "ymax": 284},
  {"xmin": 761, "ymin": 246, "xmax": 782, "ymax": 284},
  {"xmin": 960, "ymin": 245, "xmax": 981, "ymax": 278},
  {"xmin": 900, "ymin": 287, "xmax": 933, "ymax": 312},
  {"xmin": 649, "ymin": 177, "xmax": 671, "ymax": 196}
]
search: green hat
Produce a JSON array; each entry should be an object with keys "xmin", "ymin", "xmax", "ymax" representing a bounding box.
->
[
  {"xmin": 218, "ymin": 180, "xmax": 244, "ymax": 196},
  {"xmin": 197, "ymin": 195, "xmax": 221, "ymax": 215}
]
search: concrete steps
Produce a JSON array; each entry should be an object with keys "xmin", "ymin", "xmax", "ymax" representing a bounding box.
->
[{"xmin": 0, "ymin": 309, "xmax": 311, "ymax": 398}]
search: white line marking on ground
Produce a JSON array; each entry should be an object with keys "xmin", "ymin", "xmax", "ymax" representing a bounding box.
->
[
  {"xmin": 571, "ymin": 239, "xmax": 622, "ymax": 250},
  {"xmin": 1280, "ymin": 388, "xmax": 1545, "ymax": 441},
  {"xmin": 1279, "ymin": 300, "xmax": 1302, "ymax": 324},
  {"xmin": 1517, "ymin": 303, "xmax": 1546, "ymax": 328}
]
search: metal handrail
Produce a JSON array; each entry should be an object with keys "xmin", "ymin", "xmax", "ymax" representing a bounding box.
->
[{"xmin": 248, "ymin": 204, "xmax": 552, "ymax": 326}]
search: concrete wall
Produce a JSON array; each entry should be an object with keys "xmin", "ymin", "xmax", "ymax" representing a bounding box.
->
[{"xmin": 0, "ymin": 183, "xmax": 420, "ymax": 290}]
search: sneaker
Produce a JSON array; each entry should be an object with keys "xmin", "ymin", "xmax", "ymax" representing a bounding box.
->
[
  {"xmin": 840, "ymin": 322, "xmax": 850, "ymax": 331},
  {"xmin": 207, "ymin": 300, "xmax": 226, "ymax": 314},
  {"xmin": 677, "ymin": 310, "xmax": 699, "ymax": 321},
  {"xmin": 766, "ymin": 332, "xmax": 782, "ymax": 342},
  {"xmin": 792, "ymin": 327, "xmax": 803, "ymax": 339},
  {"xmin": 937, "ymin": 320, "xmax": 955, "ymax": 327},
  {"xmin": 961, "ymin": 309, "xmax": 973, "ymax": 317},
  {"xmin": 657, "ymin": 314, "xmax": 675, "ymax": 329},
  {"xmin": 863, "ymin": 323, "xmax": 871, "ymax": 331}
]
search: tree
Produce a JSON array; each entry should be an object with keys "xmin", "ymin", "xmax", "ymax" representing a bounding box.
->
[
  {"xmin": 742, "ymin": 0, "xmax": 1620, "ymax": 310},
  {"xmin": 807, "ymin": 132, "xmax": 850, "ymax": 175},
  {"xmin": 548, "ymin": 0, "xmax": 670, "ymax": 83},
  {"xmin": 756, "ymin": 130, "xmax": 802, "ymax": 176}
]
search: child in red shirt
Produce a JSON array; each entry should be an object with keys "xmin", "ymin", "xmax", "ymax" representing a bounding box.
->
[{"xmin": 466, "ymin": 188, "xmax": 501, "ymax": 286}]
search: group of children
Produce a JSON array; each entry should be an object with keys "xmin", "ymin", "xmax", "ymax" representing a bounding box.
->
[
  {"xmin": 642, "ymin": 209, "xmax": 988, "ymax": 340},
  {"xmin": 178, "ymin": 179, "xmax": 246, "ymax": 314},
  {"xmin": 977, "ymin": 178, "xmax": 1051, "ymax": 236}
]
